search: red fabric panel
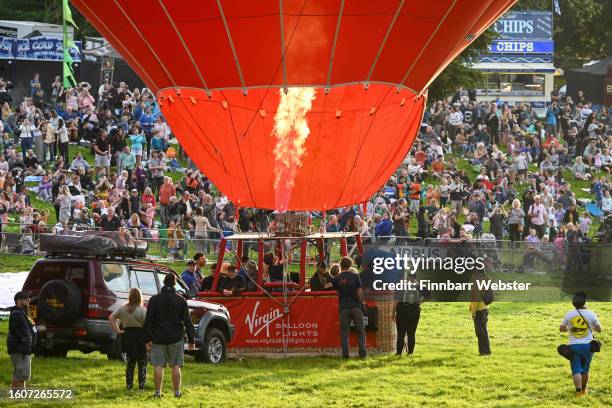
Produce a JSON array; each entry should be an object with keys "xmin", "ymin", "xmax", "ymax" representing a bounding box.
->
[
  {"xmin": 369, "ymin": 0, "xmax": 453, "ymax": 85},
  {"xmin": 72, "ymin": 0, "xmax": 161, "ymax": 92},
  {"xmin": 114, "ymin": 0, "xmax": 203, "ymax": 88},
  {"xmin": 160, "ymin": 0, "xmax": 242, "ymax": 89},
  {"xmin": 221, "ymin": 0, "xmax": 283, "ymax": 87},
  {"xmin": 76, "ymin": 0, "xmax": 174, "ymax": 91},
  {"xmin": 72, "ymin": 0, "xmax": 516, "ymax": 92},
  {"xmin": 160, "ymin": 84, "xmax": 423, "ymax": 210},
  {"xmin": 328, "ymin": 0, "xmax": 398, "ymax": 85}
]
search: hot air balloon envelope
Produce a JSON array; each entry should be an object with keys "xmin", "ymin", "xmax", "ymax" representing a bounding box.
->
[{"xmin": 72, "ymin": 0, "xmax": 516, "ymax": 210}]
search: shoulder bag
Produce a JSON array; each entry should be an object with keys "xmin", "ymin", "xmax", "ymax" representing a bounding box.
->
[{"xmin": 575, "ymin": 308, "xmax": 602, "ymax": 352}]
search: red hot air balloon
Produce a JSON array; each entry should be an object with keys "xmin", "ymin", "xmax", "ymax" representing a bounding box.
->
[{"xmin": 72, "ymin": 0, "xmax": 516, "ymax": 211}]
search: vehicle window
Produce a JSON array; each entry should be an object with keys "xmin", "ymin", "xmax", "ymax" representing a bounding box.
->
[
  {"xmin": 156, "ymin": 269, "xmax": 186, "ymax": 293},
  {"xmin": 102, "ymin": 264, "xmax": 130, "ymax": 292},
  {"xmin": 133, "ymin": 270, "xmax": 159, "ymax": 295},
  {"xmin": 30, "ymin": 263, "xmax": 89, "ymax": 289}
]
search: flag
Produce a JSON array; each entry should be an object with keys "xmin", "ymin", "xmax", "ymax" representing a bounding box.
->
[
  {"xmin": 63, "ymin": 0, "xmax": 79, "ymax": 88},
  {"xmin": 553, "ymin": 0, "xmax": 561, "ymax": 15}
]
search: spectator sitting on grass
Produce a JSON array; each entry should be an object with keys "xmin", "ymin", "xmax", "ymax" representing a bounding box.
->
[{"xmin": 572, "ymin": 157, "xmax": 591, "ymax": 181}]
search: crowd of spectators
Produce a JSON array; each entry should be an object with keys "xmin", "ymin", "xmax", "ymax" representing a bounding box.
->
[
  {"xmin": 0, "ymin": 74, "xmax": 243, "ymax": 254},
  {"xmin": 336, "ymin": 90, "xmax": 611, "ymax": 248},
  {"xmin": 0, "ymin": 73, "xmax": 611, "ymax": 258}
]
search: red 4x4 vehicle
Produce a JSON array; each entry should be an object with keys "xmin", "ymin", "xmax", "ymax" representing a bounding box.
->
[{"xmin": 22, "ymin": 255, "xmax": 234, "ymax": 364}]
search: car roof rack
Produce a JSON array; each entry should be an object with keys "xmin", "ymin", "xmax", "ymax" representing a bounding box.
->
[{"xmin": 43, "ymin": 253, "xmax": 135, "ymax": 261}]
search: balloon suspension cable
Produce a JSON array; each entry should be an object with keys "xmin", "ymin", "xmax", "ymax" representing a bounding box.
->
[
  {"xmin": 282, "ymin": 249, "xmax": 290, "ymax": 356},
  {"xmin": 320, "ymin": 210, "xmax": 327, "ymax": 233}
]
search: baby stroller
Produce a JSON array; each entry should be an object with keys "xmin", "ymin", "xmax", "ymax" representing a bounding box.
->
[{"xmin": 480, "ymin": 233, "xmax": 501, "ymax": 271}]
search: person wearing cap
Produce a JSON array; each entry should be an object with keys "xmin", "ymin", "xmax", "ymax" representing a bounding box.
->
[
  {"xmin": 7, "ymin": 291, "xmax": 39, "ymax": 390},
  {"xmin": 309, "ymin": 260, "xmax": 333, "ymax": 291},
  {"xmin": 560, "ymin": 292, "xmax": 602, "ymax": 397},
  {"xmin": 129, "ymin": 188, "xmax": 141, "ymax": 216},
  {"xmin": 219, "ymin": 265, "xmax": 245, "ymax": 296},
  {"xmin": 144, "ymin": 273, "xmax": 195, "ymax": 398}
]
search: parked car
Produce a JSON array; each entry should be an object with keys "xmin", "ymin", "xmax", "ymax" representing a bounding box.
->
[{"xmin": 22, "ymin": 255, "xmax": 234, "ymax": 364}]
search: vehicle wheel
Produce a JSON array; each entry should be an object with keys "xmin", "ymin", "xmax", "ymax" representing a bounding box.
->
[
  {"xmin": 106, "ymin": 336, "xmax": 127, "ymax": 362},
  {"xmin": 38, "ymin": 279, "xmax": 82, "ymax": 324},
  {"xmin": 34, "ymin": 348, "xmax": 68, "ymax": 358},
  {"xmin": 197, "ymin": 328, "xmax": 226, "ymax": 364}
]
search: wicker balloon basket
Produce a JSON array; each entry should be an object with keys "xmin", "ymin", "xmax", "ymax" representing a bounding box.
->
[{"xmin": 368, "ymin": 290, "xmax": 396, "ymax": 352}]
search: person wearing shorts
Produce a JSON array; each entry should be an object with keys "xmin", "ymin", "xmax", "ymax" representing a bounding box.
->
[
  {"xmin": 560, "ymin": 292, "xmax": 602, "ymax": 397},
  {"xmin": 144, "ymin": 273, "xmax": 195, "ymax": 398},
  {"xmin": 150, "ymin": 339, "xmax": 185, "ymax": 368},
  {"xmin": 7, "ymin": 291, "xmax": 38, "ymax": 390}
]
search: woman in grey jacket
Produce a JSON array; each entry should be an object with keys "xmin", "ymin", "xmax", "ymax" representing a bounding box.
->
[{"xmin": 507, "ymin": 199, "xmax": 525, "ymax": 246}]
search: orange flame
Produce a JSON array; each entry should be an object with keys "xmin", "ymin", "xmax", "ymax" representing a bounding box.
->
[{"xmin": 273, "ymin": 87, "xmax": 316, "ymax": 211}]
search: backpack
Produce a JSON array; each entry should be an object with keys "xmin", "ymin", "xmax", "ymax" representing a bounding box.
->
[{"xmin": 481, "ymin": 287, "xmax": 494, "ymax": 305}]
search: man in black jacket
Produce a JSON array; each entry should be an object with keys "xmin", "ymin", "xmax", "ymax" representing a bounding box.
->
[
  {"xmin": 7, "ymin": 291, "xmax": 37, "ymax": 390},
  {"xmin": 144, "ymin": 273, "xmax": 195, "ymax": 398}
]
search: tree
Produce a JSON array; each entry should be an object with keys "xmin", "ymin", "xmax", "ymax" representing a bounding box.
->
[
  {"xmin": 0, "ymin": 0, "xmax": 99, "ymax": 37},
  {"xmin": 427, "ymin": 29, "xmax": 495, "ymax": 102}
]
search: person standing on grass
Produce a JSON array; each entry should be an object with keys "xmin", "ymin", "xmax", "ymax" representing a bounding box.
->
[
  {"xmin": 392, "ymin": 271, "xmax": 431, "ymax": 356},
  {"xmin": 109, "ymin": 288, "xmax": 148, "ymax": 390},
  {"xmin": 560, "ymin": 292, "xmax": 602, "ymax": 397},
  {"xmin": 469, "ymin": 270, "xmax": 491, "ymax": 356},
  {"xmin": 332, "ymin": 257, "xmax": 367, "ymax": 359},
  {"xmin": 144, "ymin": 273, "xmax": 195, "ymax": 398},
  {"xmin": 55, "ymin": 118, "xmax": 70, "ymax": 167},
  {"xmin": 7, "ymin": 291, "xmax": 42, "ymax": 391}
]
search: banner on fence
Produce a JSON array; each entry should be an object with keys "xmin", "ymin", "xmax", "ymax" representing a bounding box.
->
[{"xmin": 0, "ymin": 36, "xmax": 81, "ymax": 62}]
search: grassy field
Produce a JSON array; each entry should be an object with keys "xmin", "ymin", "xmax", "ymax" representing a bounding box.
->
[{"xmin": 0, "ymin": 302, "xmax": 610, "ymax": 408}]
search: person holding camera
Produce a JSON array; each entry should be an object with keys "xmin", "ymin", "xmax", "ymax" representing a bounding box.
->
[
  {"xmin": 332, "ymin": 257, "xmax": 366, "ymax": 359},
  {"xmin": 527, "ymin": 195, "xmax": 547, "ymax": 239},
  {"xmin": 559, "ymin": 292, "xmax": 602, "ymax": 397}
]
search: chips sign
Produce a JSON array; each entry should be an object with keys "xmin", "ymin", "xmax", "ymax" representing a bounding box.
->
[
  {"xmin": 489, "ymin": 40, "xmax": 554, "ymax": 54},
  {"xmin": 493, "ymin": 11, "xmax": 553, "ymax": 40}
]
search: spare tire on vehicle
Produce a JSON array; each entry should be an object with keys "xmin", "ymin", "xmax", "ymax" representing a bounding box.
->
[{"xmin": 38, "ymin": 279, "xmax": 82, "ymax": 324}]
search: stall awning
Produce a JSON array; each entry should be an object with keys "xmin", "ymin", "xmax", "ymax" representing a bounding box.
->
[{"xmin": 473, "ymin": 61, "xmax": 556, "ymax": 73}]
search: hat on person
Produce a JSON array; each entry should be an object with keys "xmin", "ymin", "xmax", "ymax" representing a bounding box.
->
[
  {"xmin": 14, "ymin": 291, "xmax": 31, "ymax": 302},
  {"xmin": 316, "ymin": 260, "xmax": 327, "ymax": 269},
  {"xmin": 131, "ymin": 188, "xmax": 138, "ymax": 193}
]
